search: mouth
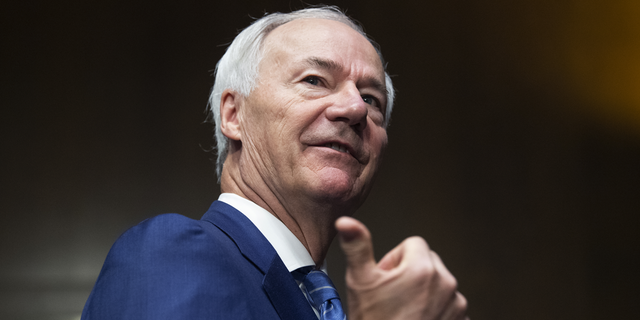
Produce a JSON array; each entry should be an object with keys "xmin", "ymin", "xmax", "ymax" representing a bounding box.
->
[
  {"xmin": 317, "ymin": 140, "xmax": 365, "ymax": 163},
  {"xmin": 324, "ymin": 142, "xmax": 350, "ymax": 154}
]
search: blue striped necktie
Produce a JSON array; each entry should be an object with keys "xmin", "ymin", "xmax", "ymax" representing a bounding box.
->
[{"xmin": 293, "ymin": 267, "xmax": 346, "ymax": 320}]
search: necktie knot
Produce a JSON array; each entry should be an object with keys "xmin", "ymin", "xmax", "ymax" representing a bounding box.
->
[
  {"xmin": 302, "ymin": 270, "xmax": 339, "ymax": 309},
  {"xmin": 293, "ymin": 267, "xmax": 346, "ymax": 320}
]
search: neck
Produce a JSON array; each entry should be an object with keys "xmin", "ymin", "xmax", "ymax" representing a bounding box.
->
[{"xmin": 220, "ymin": 154, "xmax": 353, "ymax": 266}]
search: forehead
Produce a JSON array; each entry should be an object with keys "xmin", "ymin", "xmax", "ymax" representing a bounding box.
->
[{"xmin": 260, "ymin": 18, "xmax": 384, "ymax": 76}]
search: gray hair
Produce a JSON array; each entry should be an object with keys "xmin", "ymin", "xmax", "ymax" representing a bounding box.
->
[{"xmin": 208, "ymin": 6, "xmax": 395, "ymax": 179}]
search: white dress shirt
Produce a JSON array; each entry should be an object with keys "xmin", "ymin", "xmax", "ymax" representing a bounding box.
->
[{"xmin": 218, "ymin": 193, "xmax": 316, "ymax": 271}]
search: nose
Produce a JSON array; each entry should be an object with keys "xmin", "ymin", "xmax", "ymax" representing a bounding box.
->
[{"xmin": 325, "ymin": 84, "xmax": 368, "ymax": 131}]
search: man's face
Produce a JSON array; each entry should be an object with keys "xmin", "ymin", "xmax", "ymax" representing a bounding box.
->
[{"xmin": 237, "ymin": 18, "xmax": 388, "ymax": 210}]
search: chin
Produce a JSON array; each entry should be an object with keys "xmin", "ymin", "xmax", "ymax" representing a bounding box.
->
[{"xmin": 304, "ymin": 168, "xmax": 368, "ymax": 205}]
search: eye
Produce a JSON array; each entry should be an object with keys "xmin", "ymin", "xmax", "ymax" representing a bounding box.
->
[
  {"xmin": 302, "ymin": 75, "xmax": 320, "ymax": 86},
  {"xmin": 361, "ymin": 95, "xmax": 377, "ymax": 106}
]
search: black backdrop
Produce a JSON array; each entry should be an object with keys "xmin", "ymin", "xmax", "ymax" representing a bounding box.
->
[{"xmin": 2, "ymin": 1, "xmax": 639, "ymax": 319}]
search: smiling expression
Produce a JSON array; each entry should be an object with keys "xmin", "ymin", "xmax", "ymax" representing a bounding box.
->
[{"xmin": 235, "ymin": 18, "xmax": 389, "ymax": 210}]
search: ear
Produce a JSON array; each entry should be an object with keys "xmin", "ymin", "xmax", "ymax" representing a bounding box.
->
[{"xmin": 220, "ymin": 89, "xmax": 242, "ymax": 141}]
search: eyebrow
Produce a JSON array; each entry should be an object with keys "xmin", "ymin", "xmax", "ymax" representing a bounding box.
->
[
  {"xmin": 305, "ymin": 57, "xmax": 343, "ymax": 72},
  {"xmin": 304, "ymin": 57, "xmax": 388, "ymax": 97}
]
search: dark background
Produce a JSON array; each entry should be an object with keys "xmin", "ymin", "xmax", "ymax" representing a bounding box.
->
[{"xmin": 2, "ymin": 0, "xmax": 639, "ymax": 319}]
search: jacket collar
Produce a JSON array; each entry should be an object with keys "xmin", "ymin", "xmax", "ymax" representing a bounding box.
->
[{"xmin": 201, "ymin": 200, "xmax": 317, "ymax": 320}]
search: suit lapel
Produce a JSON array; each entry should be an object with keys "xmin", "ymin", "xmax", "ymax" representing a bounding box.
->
[
  {"xmin": 201, "ymin": 201, "xmax": 317, "ymax": 320},
  {"xmin": 202, "ymin": 201, "xmax": 274, "ymax": 273},
  {"xmin": 263, "ymin": 256, "xmax": 318, "ymax": 320}
]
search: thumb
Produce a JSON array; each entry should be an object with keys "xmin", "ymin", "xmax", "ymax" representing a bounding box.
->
[{"xmin": 336, "ymin": 216, "xmax": 376, "ymax": 275}]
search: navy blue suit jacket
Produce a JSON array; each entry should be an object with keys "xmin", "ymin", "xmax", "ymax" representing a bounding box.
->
[{"xmin": 82, "ymin": 201, "xmax": 317, "ymax": 320}]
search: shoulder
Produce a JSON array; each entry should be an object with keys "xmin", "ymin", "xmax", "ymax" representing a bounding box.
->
[
  {"xmin": 83, "ymin": 213, "xmax": 272, "ymax": 319},
  {"xmin": 116, "ymin": 213, "xmax": 219, "ymax": 247},
  {"xmin": 105, "ymin": 213, "xmax": 241, "ymax": 270}
]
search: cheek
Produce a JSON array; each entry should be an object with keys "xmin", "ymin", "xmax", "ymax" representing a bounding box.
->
[
  {"xmin": 273, "ymin": 101, "xmax": 326, "ymax": 146},
  {"xmin": 244, "ymin": 100, "xmax": 311, "ymax": 163},
  {"xmin": 367, "ymin": 107, "xmax": 385, "ymax": 126},
  {"xmin": 367, "ymin": 128, "xmax": 389, "ymax": 166}
]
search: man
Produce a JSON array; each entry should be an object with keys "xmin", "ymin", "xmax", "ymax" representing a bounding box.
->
[{"xmin": 82, "ymin": 6, "xmax": 468, "ymax": 320}]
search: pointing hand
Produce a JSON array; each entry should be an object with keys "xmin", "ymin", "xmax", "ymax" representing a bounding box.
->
[{"xmin": 336, "ymin": 216, "xmax": 469, "ymax": 320}]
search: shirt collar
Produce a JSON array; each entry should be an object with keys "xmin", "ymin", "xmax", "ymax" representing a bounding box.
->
[{"xmin": 218, "ymin": 193, "xmax": 316, "ymax": 272}]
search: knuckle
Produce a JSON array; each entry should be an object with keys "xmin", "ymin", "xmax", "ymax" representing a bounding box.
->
[
  {"xmin": 410, "ymin": 259, "xmax": 435, "ymax": 279},
  {"xmin": 441, "ymin": 274, "xmax": 458, "ymax": 292},
  {"xmin": 456, "ymin": 292, "xmax": 468, "ymax": 311},
  {"xmin": 406, "ymin": 235, "xmax": 429, "ymax": 248}
]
